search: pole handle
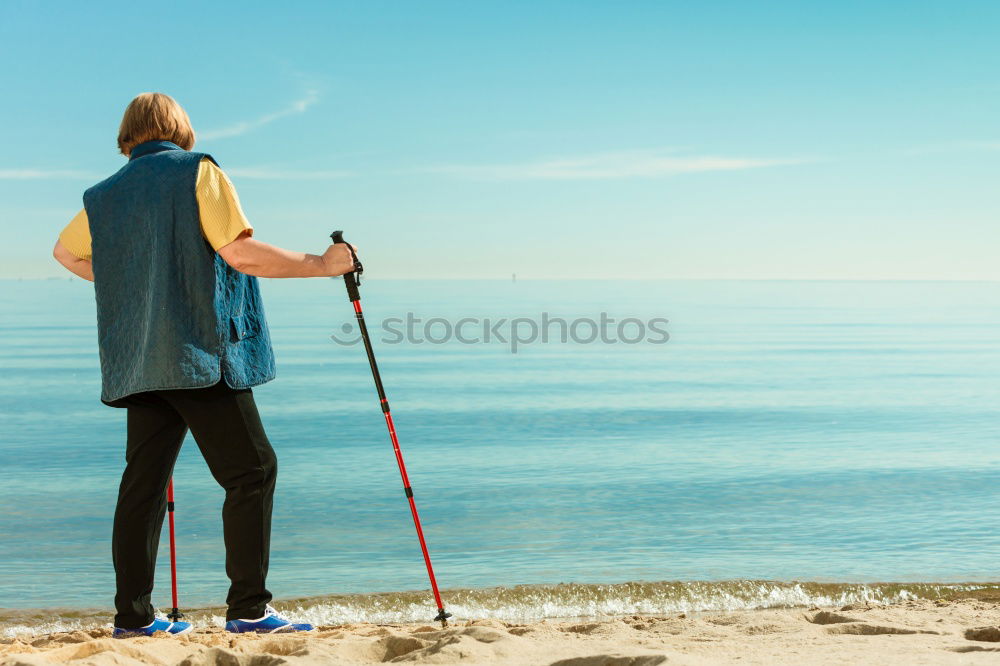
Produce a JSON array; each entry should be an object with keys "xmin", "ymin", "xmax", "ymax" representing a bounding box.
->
[{"xmin": 331, "ymin": 230, "xmax": 362, "ymax": 302}]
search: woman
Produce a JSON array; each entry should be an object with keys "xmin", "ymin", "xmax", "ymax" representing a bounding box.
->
[{"xmin": 52, "ymin": 92, "xmax": 357, "ymax": 637}]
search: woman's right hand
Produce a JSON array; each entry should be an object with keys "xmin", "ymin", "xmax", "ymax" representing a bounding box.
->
[{"xmin": 321, "ymin": 243, "xmax": 359, "ymax": 276}]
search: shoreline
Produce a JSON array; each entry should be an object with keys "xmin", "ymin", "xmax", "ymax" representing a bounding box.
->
[
  {"xmin": 4, "ymin": 597, "xmax": 1000, "ymax": 665},
  {"xmin": 4, "ymin": 580, "xmax": 1000, "ymax": 638}
]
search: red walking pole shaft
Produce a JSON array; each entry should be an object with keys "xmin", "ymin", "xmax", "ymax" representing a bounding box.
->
[
  {"xmin": 166, "ymin": 478, "xmax": 182, "ymax": 621},
  {"xmin": 331, "ymin": 231, "xmax": 451, "ymax": 627}
]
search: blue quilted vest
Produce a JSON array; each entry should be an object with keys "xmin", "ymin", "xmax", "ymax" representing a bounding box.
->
[{"xmin": 84, "ymin": 140, "xmax": 276, "ymax": 404}]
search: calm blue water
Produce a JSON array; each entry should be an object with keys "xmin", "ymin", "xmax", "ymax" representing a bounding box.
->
[{"xmin": 1, "ymin": 278, "xmax": 999, "ymax": 620}]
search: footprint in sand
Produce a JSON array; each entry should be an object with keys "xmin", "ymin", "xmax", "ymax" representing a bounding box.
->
[
  {"xmin": 950, "ymin": 645, "xmax": 1000, "ymax": 653},
  {"xmin": 355, "ymin": 626, "xmax": 520, "ymax": 663},
  {"xmin": 548, "ymin": 656, "xmax": 669, "ymax": 666},
  {"xmin": 964, "ymin": 627, "xmax": 1000, "ymax": 642},
  {"xmin": 804, "ymin": 610, "xmax": 939, "ymax": 636},
  {"xmin": 803, "ymin": 611, "xmax": 861, "ymax": 625}
]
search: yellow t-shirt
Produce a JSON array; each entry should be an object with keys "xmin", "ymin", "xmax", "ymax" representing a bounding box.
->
[{"xmin": 59, "ymin": 158, "xmax": 253, "ymax": 261}]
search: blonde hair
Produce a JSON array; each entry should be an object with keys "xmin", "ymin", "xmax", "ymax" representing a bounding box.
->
[{"xmin": 117, "ymin": 93, "xmax": 195, "ymax": 156}]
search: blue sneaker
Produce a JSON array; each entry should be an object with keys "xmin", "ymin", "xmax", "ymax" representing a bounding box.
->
[
  {"xmin": 113, "ymin": 618, "xmax": 193, "ymax": 638},
  {"xmin": 225, "ymin": 605, "xmax": 314, "ymax": 633}
]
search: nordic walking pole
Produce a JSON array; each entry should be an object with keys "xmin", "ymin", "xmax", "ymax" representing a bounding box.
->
[
  {"xmin": 330, "ymin": 230, "xmax": 452, "ymax": 628},
  {"xmin": 166, "ymin": 478, "xmax": 183, "ymax": 622}
]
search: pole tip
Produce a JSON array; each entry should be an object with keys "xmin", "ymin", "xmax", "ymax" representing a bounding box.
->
[{"xmin": 434, "ymin": 608, "xmax": 452, "ymax": 628}]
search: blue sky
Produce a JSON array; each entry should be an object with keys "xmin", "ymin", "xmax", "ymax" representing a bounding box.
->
[{"xmin": 1, "ymin": 1, "xmax": 996, "ymax": 279}]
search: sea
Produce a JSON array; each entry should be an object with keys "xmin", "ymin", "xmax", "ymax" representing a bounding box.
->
[{"xmin": 1, "ymin": 278, "xmax": 999, "ymax": 635}]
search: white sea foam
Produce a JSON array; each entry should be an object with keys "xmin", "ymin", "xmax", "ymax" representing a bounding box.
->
[
  {"xmin": 283, "ymin": 582, "xmax": 936, "ymax": 626},
  {"xmin": 2, "ymin": 581, "xmax": 994, "ymax": 637}
]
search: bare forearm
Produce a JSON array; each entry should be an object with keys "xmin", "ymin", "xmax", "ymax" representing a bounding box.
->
[
  {"xmin": 67, "ymin": 261, "xmax": 95, "ymax": 281},
  {"xmin": 219, "ymin": 237, "xmax": 327, "ymax": 278},
  {"xmin": 218, "ymin": 234, "xmax": 357, "ymax": 278},
  {"xmin": 52, "ymin": 241, "xmax": 94, "ymax": 281}
]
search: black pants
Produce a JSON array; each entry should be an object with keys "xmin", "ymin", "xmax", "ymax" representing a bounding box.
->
[{"xmin": 112, "ymin": 381, "xmax": 277, "ymax": 628}]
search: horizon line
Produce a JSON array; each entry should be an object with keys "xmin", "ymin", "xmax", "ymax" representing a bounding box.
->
[{"xmin": 6, "ymin": 276, "xmax": 1000, "ymax": 283}]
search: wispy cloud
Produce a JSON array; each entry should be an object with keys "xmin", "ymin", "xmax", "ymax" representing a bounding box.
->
[
  {"xmin": 0, "ymin": 169, "xmax": 99, "ymax": 180},
  {"xmin": 418, "ymin": 149, "xmax": 807, "ymax": 181},
  {"xmin": 199, "ymin": 89, "xmax": 320, "ymax": 141},
  {"xmin": 225, "ymin": 167, "xmax": 352, "ymax": 180}
]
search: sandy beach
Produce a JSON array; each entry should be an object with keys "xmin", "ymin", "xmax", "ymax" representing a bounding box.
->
[{"xmin": 3, "ymin": 597, "xmax": 1000, "ymax": 665}]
